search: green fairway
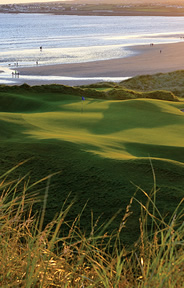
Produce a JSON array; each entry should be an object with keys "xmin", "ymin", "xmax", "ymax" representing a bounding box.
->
[{"xmin": 0, "ymin": 83, "xmax": 184, "ymax": 243}]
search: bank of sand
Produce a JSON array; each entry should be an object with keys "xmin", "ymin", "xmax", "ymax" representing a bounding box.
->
[{"xmin": 11, "ymin": 41, "xmax": 184, "ymax": 86}]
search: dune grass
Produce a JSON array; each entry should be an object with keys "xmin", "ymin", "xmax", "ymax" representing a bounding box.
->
[
  {"xmin": 0, "ymin": 83, "xmax": 184, "ymax": 244},
  {"xmin": 0, "ymin": 164, "xmax": 184, "ymax": 287},
  {"xmin": 120, "ymin": 70, "xmax": 184, "ymax": 98}
]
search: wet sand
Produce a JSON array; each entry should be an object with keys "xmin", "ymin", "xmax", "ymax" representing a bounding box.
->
[{"xmin": 3, "ymin": 41, "xmax": 184, "ymax": 86}]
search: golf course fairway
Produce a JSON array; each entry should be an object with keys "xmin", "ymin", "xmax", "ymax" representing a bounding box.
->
[{"xmin": 0, "ymin": 83, "xmax": 184, "ymax": 243}]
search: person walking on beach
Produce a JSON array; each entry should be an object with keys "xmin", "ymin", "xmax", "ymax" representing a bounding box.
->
[{"xmin": 40, "ymin": 46, "xmax": 42, "ymax": 51}]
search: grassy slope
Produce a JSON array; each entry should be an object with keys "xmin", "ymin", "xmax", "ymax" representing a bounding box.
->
[
  {"xmin": 120, "ymin": 70, "xmax": 184, "ymax": 97},
  {"xmin": 0, "ymin": 82, "xmax": 184, "ymax": 243}
]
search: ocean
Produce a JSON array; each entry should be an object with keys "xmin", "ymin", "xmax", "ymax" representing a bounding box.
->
[
  {"xmin": 0, "ymin": 13, "xmax": 184, "ymax": 84},
  {"xmin": 0, "ymin": 13, "xmax": 184, "ymax": 67}
]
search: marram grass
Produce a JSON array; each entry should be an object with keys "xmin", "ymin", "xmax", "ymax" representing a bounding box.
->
[{"xmin": 0, "ymin": 164, "xmax": 184, "ymax": 287}]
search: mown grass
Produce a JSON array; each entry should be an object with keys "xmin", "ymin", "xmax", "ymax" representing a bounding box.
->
[
  {"xmin": 0, "ymin": 81, "xmax": 184, "ymax": 244},
  {"xmin": 0, "ymin": 164, "xmax": 184, "ymax": 287}
]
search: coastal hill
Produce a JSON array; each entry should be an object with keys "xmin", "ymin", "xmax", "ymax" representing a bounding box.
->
[
  {"xmin": 1, "ymin": 0, "xmax": 184, "ymax": 16},
  {"xmin": 120, "ymin": 70, "xmax": 184, "ymax": 98}
]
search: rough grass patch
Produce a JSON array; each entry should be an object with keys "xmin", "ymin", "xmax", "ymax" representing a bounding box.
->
[{"xmin": 0, "ymin": 164, "xmax": 184, "ymax": 287}]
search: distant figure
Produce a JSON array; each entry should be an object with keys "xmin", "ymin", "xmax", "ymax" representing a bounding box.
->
[
  {"xmin": 40, "ymin": 46, "xmax": 42, "ymax": 51},
  {"xmin": 160, "ymin": 49, "xmax": 162, "ymax": 53},
  {"xmin": 36, "ymin": 61, "xmax": 38, "ymax": 65},
  {"xmin": 12, "ymin": 70, "xmax": 19, "ymax": 78},
  {"xmin": 81, "ymin": 96, "xmax": 85, "ymax": 113}
]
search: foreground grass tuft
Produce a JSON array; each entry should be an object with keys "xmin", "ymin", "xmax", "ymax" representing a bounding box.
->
[{"xmin": 0, "ymin": 165, "xmax": 184, "ymax": 287}]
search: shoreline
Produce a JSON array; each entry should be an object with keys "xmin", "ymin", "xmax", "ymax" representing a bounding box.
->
[
  {"xmin": 2, "ymin": 11, "xmax": 184, "ymax": 17},
  {"xmin": 1, "ymin": 5, "xmax": 184, "ymax": 17},
  {"xmin": 1, "ymin": 41, "xmax": 184, "ymax": 86}
]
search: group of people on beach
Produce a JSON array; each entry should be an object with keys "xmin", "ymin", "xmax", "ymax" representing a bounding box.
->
[
  {"xmin": 8, "ymin": 46, "xmax": 43, "ymax": 80},
  {"xmin": 8, "ymin": 62, "xmax": 19, "ymax": 67},
  {"xmin": 12, "ymin": 70, "xmax": 19, "ymax": 78}
]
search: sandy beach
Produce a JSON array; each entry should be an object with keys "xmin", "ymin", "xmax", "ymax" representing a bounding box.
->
[{"xmin": 2, "ymin": 41, "xmax": 184, "ymax": 86}]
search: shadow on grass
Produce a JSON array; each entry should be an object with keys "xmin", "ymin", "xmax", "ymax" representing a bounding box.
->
[{"xmin": 87, "ymin": 99, "xmax": 184, "ymax": 135}]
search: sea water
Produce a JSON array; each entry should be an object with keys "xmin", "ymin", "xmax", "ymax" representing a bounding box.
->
[
  {"xmin": 0, "ymin": 13, "xmax": 184, "ymax": 67},
  {"xmin": 0, "ymin": 13, "xmax": 184, "ymax": 84}
]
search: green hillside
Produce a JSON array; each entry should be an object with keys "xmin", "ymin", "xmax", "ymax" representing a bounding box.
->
[
  {"xmin": 0, "ymin": 82, "xmax": 184, "ymax": 243},
  {"xmin": 120, "ymin": 70, "xmax": 184, "ymax": 97}
]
